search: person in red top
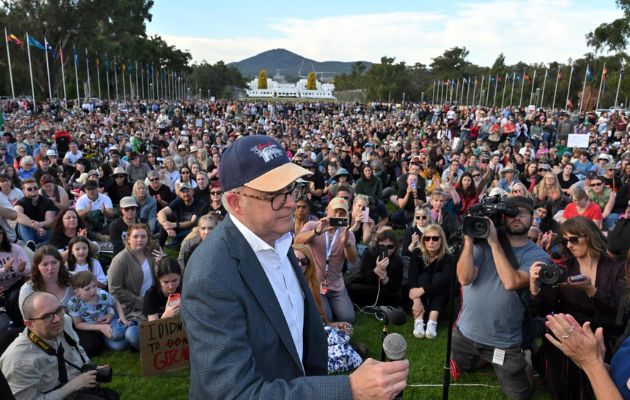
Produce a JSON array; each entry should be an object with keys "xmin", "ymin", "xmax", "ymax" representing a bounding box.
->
[{"xmin": 562, "ymin": 187, "xmax": 603, "ymax": 229}]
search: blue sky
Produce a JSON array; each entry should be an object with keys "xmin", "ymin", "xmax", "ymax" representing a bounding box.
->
[{"xmin": 148, "ymin": 0, "xmax": 622, "ymax": 66}]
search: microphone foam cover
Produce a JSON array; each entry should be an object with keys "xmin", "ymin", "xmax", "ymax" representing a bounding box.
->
[
  {"xmin": 382, "ymin": 332, "xmax": 407, "ymax": 361},
  {"xmin": 389, "ymin": 308, "xmax": 408, "ymax": 326}
]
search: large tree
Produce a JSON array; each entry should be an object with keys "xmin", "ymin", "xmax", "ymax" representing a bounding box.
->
[{"xmin": 587, "ymin": 0, "xmax": 630, "ymax": 52}]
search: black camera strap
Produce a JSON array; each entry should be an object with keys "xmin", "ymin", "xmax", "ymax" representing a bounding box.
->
[
  {"xmin": 497, "ymin": 231, "xmax": 531, "ymax": 311},
  {"xmin": 27, "ymin": 329, "xmax": 87, "ymax": 389}
]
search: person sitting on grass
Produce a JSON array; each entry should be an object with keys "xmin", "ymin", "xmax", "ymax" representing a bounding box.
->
[
  {"xmin": 178, "ymin": 214, "xmax": 218, "ymax": 269},
  {"xmin": 67, "ymin": 236, "xmax": 107, "ymax": 290},
  {"xmin": 408, "ymin": 224, "xmax": 456, "ymax": 340},
  {"xmin": 157, "ymin": 182, "xmax": 207, "ymax": 248},
  {"xmin": 143, "ymin": 257, "xmax": 183, "ymax": 321},
  {"xmin": 68, "ymin": 271, "xmax": 131, "ymax": 351}
]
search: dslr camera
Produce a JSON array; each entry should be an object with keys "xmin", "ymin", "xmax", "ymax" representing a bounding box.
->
[
  {"xmin": 538, "ymin": 263, "xmax": 567, "ymax": 286},
  {"xmin": 462, "ymin": 196, "xmax": 519, "ymax": 239},
  {"xmin": 81, "ymin": 363, "xmax": 113, "ymax": 383}
]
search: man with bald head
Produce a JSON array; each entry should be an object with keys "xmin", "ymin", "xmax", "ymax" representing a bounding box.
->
[{"xmin": 0, "ymin": 292, "xmax": 115, "ymax": 399}]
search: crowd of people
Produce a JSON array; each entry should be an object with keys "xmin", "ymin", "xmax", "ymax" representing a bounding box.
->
[{"xmin": 0, "ymin": 97, "xmax": 628, "ymax": 398}]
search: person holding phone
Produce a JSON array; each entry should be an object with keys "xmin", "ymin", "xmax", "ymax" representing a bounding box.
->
[
  {"xmin": 529, "ymin": 216, "xmax": 625, "ymax": 399},
  {"xmin": 143, "ymin": 257, "xmax": 182, "ymax": 321},
  {"xmin": 295, "ymin": 197, "xmax": 359, "ymax": 323}
]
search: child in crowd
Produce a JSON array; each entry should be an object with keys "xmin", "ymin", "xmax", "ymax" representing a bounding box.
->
[
  {"xmin": 67, "ymin": 236, "xmax": 107, "ymax": 289},
  {"xmin": 68, "ymin": 271, "xmax": 130, "ymax": 350}
]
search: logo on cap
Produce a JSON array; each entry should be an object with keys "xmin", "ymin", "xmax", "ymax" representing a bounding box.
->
[{"xmin": 251, "ymin": 143, "xmax": 284, "ymax": 163}]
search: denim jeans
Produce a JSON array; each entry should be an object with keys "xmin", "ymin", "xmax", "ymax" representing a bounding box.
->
[
  {"xmin": 604, "ymin": 213, "xmax": 620, "ymax": 231},
  {"xmin": 320, "ymin": 288, "xmax": 355, "ymax": 324},
  {"xmin": 125, "ymin": 321, "xmax": 140, "ymax": 350},
  {"xmin": 103, "ymin": 316, "xmax": 129, "ymax": 351},
  {"xmin": 16, "ymin": 225, "xmax": 50, "ymax": 245}
]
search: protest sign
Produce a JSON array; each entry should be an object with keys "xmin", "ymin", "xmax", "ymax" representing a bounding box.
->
[
  {"xmin": 195, "ymin": 118, "xmax": 203, "ymax": 127},
  {"xmin": 568, "ymin": 134, "xmax": 589, "ymax": 148},
  {"xmin": 140, "ymin": 316, "xmax": 190, "ymax": 377}
]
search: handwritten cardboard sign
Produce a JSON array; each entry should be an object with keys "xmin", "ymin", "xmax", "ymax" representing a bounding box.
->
[{"xmin": 139, "ymin": 316, "xmax": 190, "ymax": 377}]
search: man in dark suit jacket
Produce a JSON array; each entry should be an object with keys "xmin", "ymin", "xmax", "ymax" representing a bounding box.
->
[{"xmin": 182, "ymin": 135, "xmax": 408, "ymax": 399}]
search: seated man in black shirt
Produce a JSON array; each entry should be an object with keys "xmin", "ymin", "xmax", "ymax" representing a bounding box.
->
[
  {"xmin": 15, "ymin": 178, "xmax": 57, "ymax": 245},
  {"xmin": 109, "ymin": 196, "xmax": 138, "ymax": 254},
  {"xmin": 147, "ymin": 170, "xmax": 175, "ymax": 211},
  {"xmin": 157, "ymin": 182, "xmax": 206, "ymax": 247}
]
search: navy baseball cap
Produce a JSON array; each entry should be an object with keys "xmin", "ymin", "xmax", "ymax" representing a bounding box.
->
[{"xmin": 219, "ymin": 135, "xmax": 312, "ymax": 192}]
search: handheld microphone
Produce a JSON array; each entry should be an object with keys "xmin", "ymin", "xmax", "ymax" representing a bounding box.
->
[
  {"xmin": 382, "ymin": 333, "xmax": 407, "ymax": 361},
  {"xmin": 383, "ymin": 333, "xmax": 407, "ymax": 400}
]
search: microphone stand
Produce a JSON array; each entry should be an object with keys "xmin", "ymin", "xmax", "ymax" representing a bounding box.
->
[
  {"xmin": 442, "ymin": 252, "xmax": 460, "ymax": 399},
  {"xmin": 376, "ymin": 311, "xmax": 390, "ymax": 362}
]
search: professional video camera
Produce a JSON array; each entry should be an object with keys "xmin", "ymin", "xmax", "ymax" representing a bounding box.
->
[{"xmin": 462, "ymin": 196, "xmax": 519, "ymax": 239}]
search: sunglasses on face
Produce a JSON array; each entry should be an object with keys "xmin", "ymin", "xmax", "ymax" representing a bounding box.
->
[
  {"xmin": 296, "ymin": 257, "xmax": 309, "ymax": 266},
  {"xmin": 472, "ymin": 174, "xmax": 480, "ymax": 177},
  {"xmin": 210, "ymin": 191, "xmax": 222, "ymax": 195},
  {"xmin": 379, "ymin": 244, "xmax": 395, "ymax": 250},
  {"xmin": 562, "ymin": 236, "xmax": 583, "ymax": 245},
  {"xmin": 25, "ymin": 186, "xmax": 38, "ymax": 192},
  {"xmin": 591, "ymin": 182, "xmax": 602, "ymax": 187},
  {"xmin": 181, "ymin": 171, "xmax": 190, "ymax": 174},
  {"xmin": 423, "ymin": 236, "xmax": 441, "ymax": 242},
  {"xmin": 149, "ymin": 178, "xmax": 159, "ymax": 182},
  {"xmin": 415, "ymin": 215, "xmax": 428, "ymax": 220}
]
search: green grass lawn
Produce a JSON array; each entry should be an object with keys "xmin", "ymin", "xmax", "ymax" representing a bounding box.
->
[{"xmin": 92, "ymin": 312, "xmax": 552, "ymax": 399}]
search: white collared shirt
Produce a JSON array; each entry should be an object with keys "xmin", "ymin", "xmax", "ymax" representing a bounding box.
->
[{"xmin": 231, "ymin": 216, "xmax": 305, "ymax": 365}]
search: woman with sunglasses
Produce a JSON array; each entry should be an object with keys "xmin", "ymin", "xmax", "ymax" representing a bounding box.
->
[
  {"xmin": 175, "ymin": 166, "xmax": 198, "ymax": 193},
  {"xmin": 206, "ymin": 181, "xmax": 226, "ymax": 220},
  {"xmin": 348, "ymin": 229, "xmax": 403, "ymax": 307},
  {"xmin": 562, "ymin": 187, "xmax": 603, "ymax": 228},
  {"xmin": 408, "ymin": 224, "xmax": 455, "ymax": 339},
  {"xmin": 529, "ymin": 216, "xmax": 625, "ymax": 399},
  {"xmin": 179, "ymin": 214, "xmax": 218, "ymax": 269},
  {"xmin": 587, "ymin": 175, "xmax": 618, "ymax": 231}
]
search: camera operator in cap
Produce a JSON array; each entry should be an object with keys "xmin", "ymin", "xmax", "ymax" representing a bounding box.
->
[
  {"xmin": 453, "ymin": 196, "xmax": 551, "ymax": 400},
  {"xmin": 0, "ymin": 291, "xmax": 117, "ymax": 400},
  {"xmin": 182, "ymin": 135, "xmax": 408, "ymax": 400}
]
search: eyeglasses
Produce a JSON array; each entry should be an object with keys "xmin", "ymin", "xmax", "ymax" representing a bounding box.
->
[
  {"xmin": 340, "ymin": 196, "xmax": 350, "ymax": 200},
  {"xmin": 415, "ymin": 215, "xmax": 428, "ymax": 220},
  {"xmin": 149, "ymin": 178, "xmax": 159, "ymax": 182},
  {"xmin": 29, "ymin": 306, "xmax": 65, "ymax": 323},
  {"xmin": 181, "ymin": 171, "xmax": 190, "ymax": 175},
  {"xmin": 235, "ymin": 183, "xmax": 305, "ymax": 211},
  {"xmin": 591, "ymin": 182, "xmax": 602, "ymax": 187},
  {"xmin": 210, "ymin": 191, "xmax": 222, "ymax": 195},
  {"xmin": 296, "ymin": 257, "xmax": 309, "ymax": 266},
  {"xmin": 562, "ymin": 236, "xmax": 584, "ymax": 245},
  {"xmin": 25, "ymin": 186, "xmax": 38, "ymax": 192},
  {"xmin": 423, "ymin": 236, "xmax": 441, "ymax": 242},
  {"xmin": 472, "ymin": 174, "xmax": 480, "ymax": 177},
  {"xmin": 122, "ymin": 207, "xmax": 137, "ymax": 211}
]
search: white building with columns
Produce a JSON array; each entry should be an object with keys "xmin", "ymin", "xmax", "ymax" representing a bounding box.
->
[{"xmin": 245, "ymin": 77, "xmax": 335, "ymax": 99}]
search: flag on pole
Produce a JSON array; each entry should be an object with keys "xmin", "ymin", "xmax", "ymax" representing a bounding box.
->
[
  {"xmin": 46, "ymin": 41, "xmax": 57, "ymax": 59},
  {"xmin": 60, "ymin": 48, "xmax": 64, "ymax": 62},
  {"xmin": 28, "ymin": 35, "xmax": 45, "ymax": 50},
  {"xmin": 524, "ymin": 74, "xmax": 531, "ymax": 81},
  {"xmin": 8, "ymin": 33, "xmax": 22, "ymax": 46},
  {"xmin": 73, "ymin": 46, "xmax": 79, "ymax": 66},
  {"xmin": 586, "ymin": 65, "xmax": 593, "ymax": 81},
  {"xmin": 603, "ymin": 66, "xmax": 608, "ymax": 81}
]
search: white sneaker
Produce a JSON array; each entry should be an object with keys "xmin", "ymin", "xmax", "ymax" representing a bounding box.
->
[
  {"xmin": 413, "ymin": 320, "xmax": 425, "ymax": 338},
  {"xmin": 425, "ymin": 321, "xmax": 438, "ymax": 339}
]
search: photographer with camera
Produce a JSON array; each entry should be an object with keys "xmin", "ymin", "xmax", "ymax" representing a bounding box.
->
[
  {"xmin": 453, "ymin": 196, "xmax": 551, "ymax": 400},
  {"xmin": 529, "ymin": 216, "xmax": 625, "ymax": 399},
  {"xmin": 295, "ymin": 197, "xmax": 359, "ymax": 323},
  {"xmin": 0, "ymin": 292, "xmax": 117, "ymax": 400}
]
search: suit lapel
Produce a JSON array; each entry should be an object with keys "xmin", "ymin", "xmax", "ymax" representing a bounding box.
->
[{"xmin": 223, "ymin": 216, "xmax": 304, "ymax": 373}]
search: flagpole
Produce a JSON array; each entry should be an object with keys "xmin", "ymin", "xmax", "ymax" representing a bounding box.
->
[
  {"xmin": 85, "ymin": 49, "xmax": 91, "ymax": 99},
  {"xmin": 26, "ymin": 33, "xmax": 36, "ymax": 107},
  {"xmin": 105, "ymin": 55, "xmax": 111, "ymax": 101},
  {"xmin": 501, "ymin": 73, "xmax": 508, "ymax": 108},
  {"xmin": 615, "ymin": 61, "xmax": 625, "ymax": 107},
  {"xmin": 122, "ymin": 64, "xmax": 127, "ymax": 101},
  {"xmin": 510, "ymin": 72, "xmax": 516, "ymax": 106},
  {"xmin": 60, "ymin": 49, "xmax": 66, "ymax": 101},
  {"xmin": 114, "ymin": 58, "xmax": 119, "ymax": 101},
  {"xmin": 4, "ymin": 28, "xmax": 15, "ymax": 99},
  {"xmin": 529, "ymin": 70, "xmax": 537, "ymax": 105},
  {"xmin": 552, "ymin": 68, "xmax": 560, "ymax": 110},
  {"xmin": 466, "ymin": 77, "xmax": 471, "ymax": 106},
  {"xmin": 479, "ymin": 76, "xmax": 485, "ymax": 105},
  {"xmin": 156, "ymin": 66, "xmax": 160, "ymax": 100},
  {"xmin": 493, "ymin": 75, "xmax": 499, "ymax": 107},
  {"xmin": 566, "ymin": 62, "xmax": 574, "ymax": 110},
  {"xmin": 141, "ymin": 65, "xmax": 145, "ymax": 100},
  {"xmin": 540, "ymin": 69, "xmax": 548, "ymax": 108},
  {"xmin": 460, "ymin": 79, "xmax": 465, "ymax": 105},
  {"xmin": 96, "ymin": 56, "xmax": 101, "ymax": 99},
  {"xmin": 128, "ymin": 64, "xmax": 133, "ymax": 99},
  {"xmin": 486, "ymin": 74, "xmax": 491, "ymax": 106},
  {"xmin": 472, "ymin": 77, "xmax": 478, "ymax": 106},
  {"xmin": 596, "ymin": 63, "xmax": 606, "ymax": 110},
  {"xmin": 519, "ymin": 72, "xmax": 526, "ymax": 107},
  {"xmin": 580, "ymin": 64, "xmax": 589, "ymax": 113},
  {"xmin": 42, "ymin": 38, "xmax": 52, "ymax": 101},
  {"xmin": 73, "ymin": 46, "xmax": 80, "ymax": 106},
  {"xmin": 135, "ymin": 62, "xmax": 139, "ymax": 100},
  {"xmin": 432, "ymin": 81, "xmax": 436, "ymax": 104}
]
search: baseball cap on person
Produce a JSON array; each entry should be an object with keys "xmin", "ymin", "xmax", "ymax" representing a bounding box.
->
[
  {"xmin": 328, "ymin": 197, "xmax": 349, "ymax": 212},
  {"xmin": 505, "ymin": 196, "xmax": 534, "ymax": 212},
  {"xmin": 179, "ymin": 182, "xmax": 192, "ymax": 191},
  {"xmin": 219, "ymin": 135, "xmax": 312, "ymax": 193},
  {"xmin": 83, "ymin": 180, "xmax": 98, "ymax": 190},
  {"xmin": 120, "ymin": 196, "xmax": 138, "ymax": 209},
  {"xmin": 46, "ymin": 149, "xmax": 57, "ymax": 157}
]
